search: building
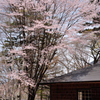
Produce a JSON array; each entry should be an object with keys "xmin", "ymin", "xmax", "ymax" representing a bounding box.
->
[{"xmin": 40, "ymin": 61, "xmax": 100, "ymax": 100}]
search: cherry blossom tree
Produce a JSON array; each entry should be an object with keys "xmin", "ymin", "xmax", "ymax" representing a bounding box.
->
[{"xmin": 0, "ymin": 0, "xmax": 99, "ymax": 100}]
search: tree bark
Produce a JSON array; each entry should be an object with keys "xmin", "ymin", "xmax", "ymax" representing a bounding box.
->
[
  {"xmin": 28, "ymin": 87, "xmax": 36, "ymax": 100},
  {"xmin": 28, "ymin": 84, "xmax": 39, "ymax": 100}
]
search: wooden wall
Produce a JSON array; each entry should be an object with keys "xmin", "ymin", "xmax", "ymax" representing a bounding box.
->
[{"xmin": 50, "ymin": 82, "xmax": 100, "ymax": 100}]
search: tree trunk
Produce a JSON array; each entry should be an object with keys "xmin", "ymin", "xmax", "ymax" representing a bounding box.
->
[
  {"xmin": 28, "ymin": 92, "xmax": 35, "ymax": 100},
  {"xmin": 28, "ymin": 84, "xmax": 39, "ymax": 100},
  {"xmin": 28, "ymin": 88, "xmax": 36, "ymax": 100}
]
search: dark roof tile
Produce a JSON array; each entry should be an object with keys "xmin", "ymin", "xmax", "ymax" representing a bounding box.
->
[{"xmin": 41, "ymin": 61, "xmax": 100, "ymax": 84}]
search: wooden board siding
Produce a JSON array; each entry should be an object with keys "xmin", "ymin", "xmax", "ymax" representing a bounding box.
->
[
  {"xmin": 50, "ymin": 82, "xmax": 100, "ymax": 100},
  {"xmin": 92, "ymin": 88, "xmax": 100, "ymax": 100}
]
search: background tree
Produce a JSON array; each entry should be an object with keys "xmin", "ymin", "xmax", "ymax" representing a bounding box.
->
[
  {"xmin": 79, "ymin": 0, "xmax": 100, "ymax": 64},
  {"xmin": 53, "ymin": 41, "xmax": 91, "ymax": 74}
]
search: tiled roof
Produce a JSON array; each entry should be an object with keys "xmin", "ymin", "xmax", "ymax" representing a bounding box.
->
[{"xmin": 41, "ymin": 61, "xmax": 100, "ymax": 84}]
